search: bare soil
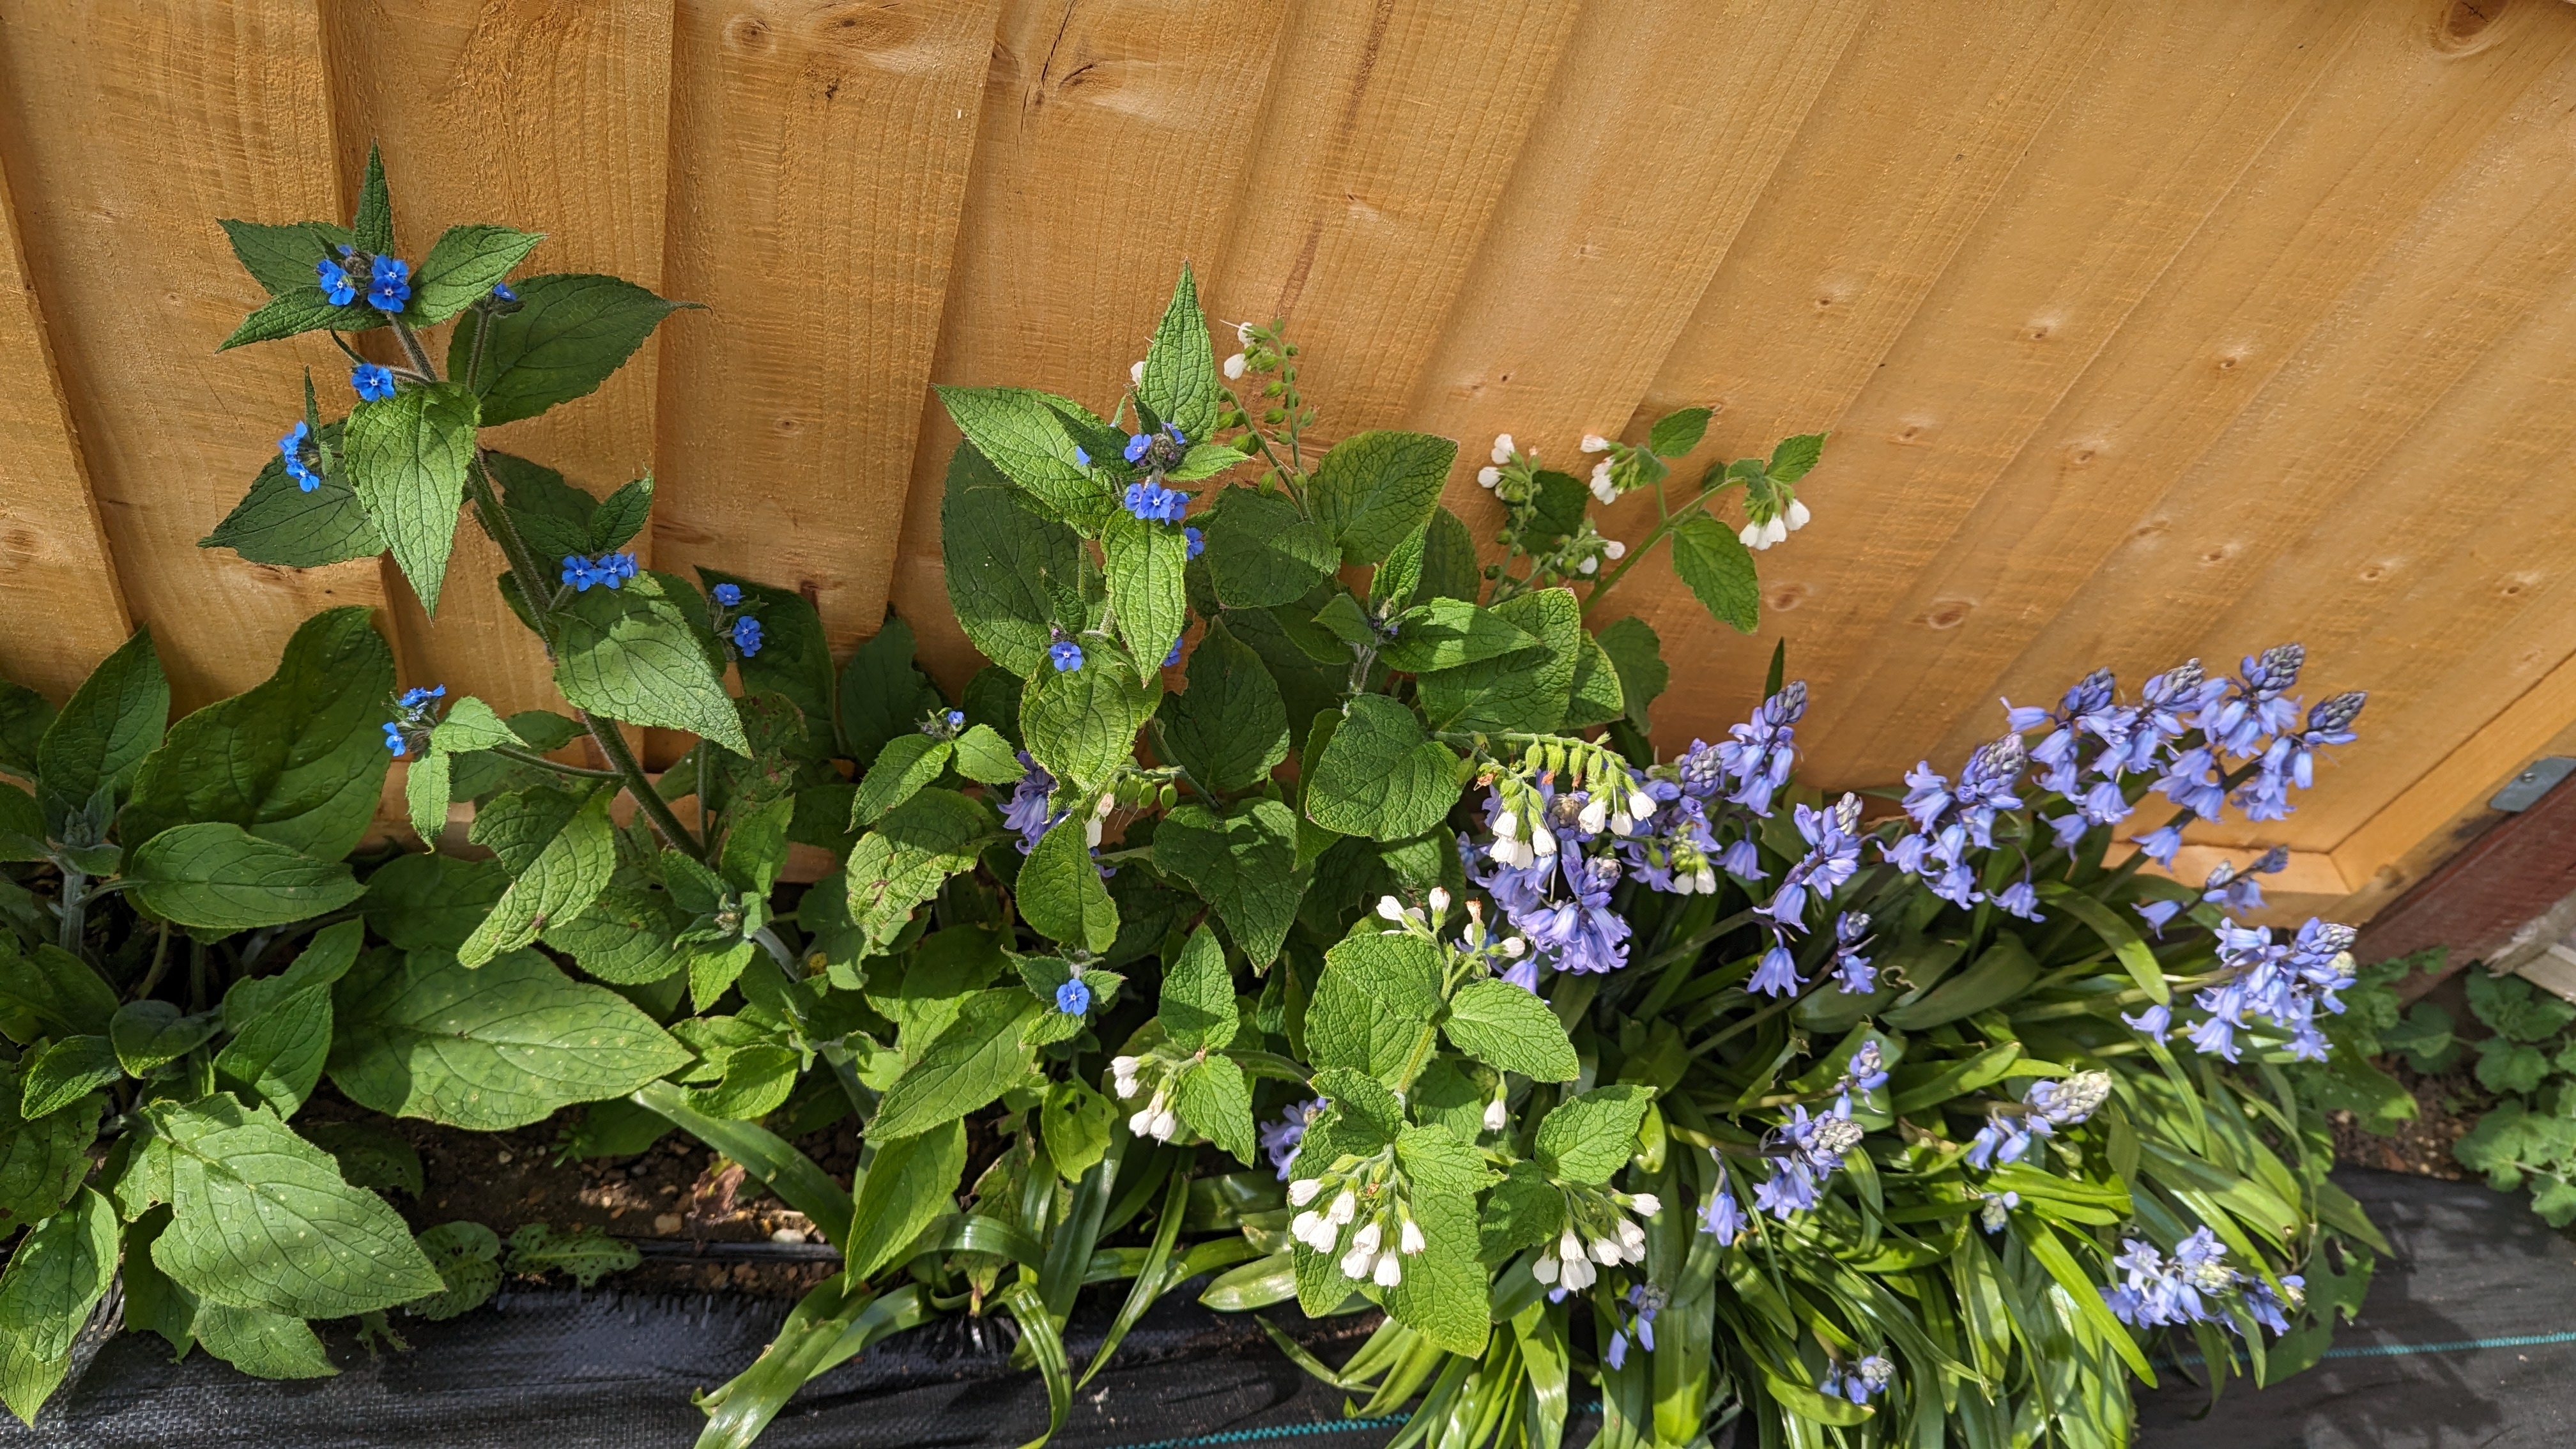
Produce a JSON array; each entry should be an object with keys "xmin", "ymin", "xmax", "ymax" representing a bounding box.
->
[{"xmin": 2327, "ymin": 1059, "xmax": 2487, "ymax": 1183}]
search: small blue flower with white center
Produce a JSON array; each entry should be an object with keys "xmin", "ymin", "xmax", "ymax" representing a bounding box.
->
[
  {"xmin": 1048, "ymin": 640, "xmax": 1084, "ymax": 673},
  {"xmin": 317, "ymin": 257, "xmax": 358, "ymax": 306},
  {"xmin": 562, "ymin": 555, "xmax": 597, "ymax": 591},
  {"xmin": 711, "ymin": 583, "xmax": 742, "ymax": 607},
  {"xmin": 1055, "ymin": 976, "xmax": 1091, "ymax": 1017},
  {"xmin": 382, "ymin": 721, "xmax": 408, "ymax": 756},
  {"xmin": 366, "ymin": 255, "xmax": 411, "ymax": 312},
  {"xmin": 491, "ymin": 280, "xmax": 517, "ymax": 302},
  {"xmin": 731, "ymin": 615, "xmax": 763, "ymax": 657},
  {"xmin": 351, "ymin": 363, "xmax": 397, "ymax": 402},
  {"xmin": 279, "ymin": 420, "xmax": 323, "ymax": 492},
  {"xmin": 1184, "ymin": 526, "xmax": 1204, "ymax": 560},
  {"xmin": 1122, "ymin": 431, "xmax": 1152, "ymax": 464},
  {"xmin": 1122, "ymin": 479, "xmax": 1188, "ymax": 525},
  {"xmin": 397, "ymin": 684, "xmax": 446, "ymax": 713}
]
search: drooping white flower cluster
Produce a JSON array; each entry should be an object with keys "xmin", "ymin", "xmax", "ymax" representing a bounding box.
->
[
  {"xmin": 1532, "ymin": 1186, "xmax": 1663, "ymax": 1291},
  {"xmin": 1288, "ymin": 1159, "xmax": 1425, "ymax": 1289},
  {"xmin": 1110, "ymin": 1054, "xmax": 1178, "ymax": 1141}
]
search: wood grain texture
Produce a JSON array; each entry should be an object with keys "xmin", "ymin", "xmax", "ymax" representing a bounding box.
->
[
  {"xmin": 0, "ymin": 0, "xmax": 380, "ymax": 708},
  {"xmin": 656, "ymin": 0, "xmax": 1002, "ymax": 661},
  {"xmin": 0, "ymin": 141, "xmax": 130, "ymax": 700},
  {"xmin": 885, "ymin": 0, "xmax": 1296, "ymax": 689},
  {"xmin": 1208, "ymin": 0, "xmax": 1581, "ymax": 433},
  {"xmin": 323, "ymin": 0, "xmax": 675, "ymax": 716},
  {"xmin": 1809, "ymin": 1, "xmax": 2576, "ymax": 788},
  {"xmin": 1706, "ymin": 0, "xmax": 2364, "ymax": 769}
]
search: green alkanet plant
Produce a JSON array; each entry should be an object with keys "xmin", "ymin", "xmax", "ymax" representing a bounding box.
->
[{"xmin": 0, "ymin": 149, "xmax": 2394, "ymax": 1448}]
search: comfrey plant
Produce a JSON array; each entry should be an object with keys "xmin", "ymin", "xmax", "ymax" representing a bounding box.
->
[{"xmin": 0, "ymin": 151, "xmax": 2383, "ymax": 1449}]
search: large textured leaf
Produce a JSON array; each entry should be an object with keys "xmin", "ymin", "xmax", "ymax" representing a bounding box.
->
[
  {"xmin": 362, "ymin": 853, "xmax": 509, "ymax": 952},
  {"xmin": 1136, "ymin": 264, "xmax": 1225, "ymax": 445},
  {"xmin": 1669, "ymin": 512, "xmax": 1758, "ymax": 634},
  {"xmin": 0, "ymin": 943, "xmax": 118, "ymax": 1039},
  {"xmin": 1385, "ymin": 1126, "xmax": 1494, "ymax": 1355},
  {"xmin": 1020, "ymin": 657, "xmax": 1156, "ymax": 791},
  {"xmin": 1155, "ymin": 620, "xmax": 1288, "ymax": 793},
  {"xmin": 124, "ymin": 608, "xmax": 394, "ymax": 861},
  {"xmin": 125, "ymin": 824, "xmax": 363, "ymax": 931},
  {"xmin": 192, "ymin": 1300, "xmax": 337, "ymax": 1379},
  {"xmin": 1308, "ymin": 431, "xmax": 1457, "ymax": 566},
  {"xmin": 1303, "ymin": 930, "xmax": 1443, "ymax": 1081},
  {"xmin": 19, "ymin": 1036, "xmax": 119, "ymax": 1120},
  {"xmin": 552, "ymin": 571, "xmax": 750, "ymax": 753},
  {"xmin": 329, "ymin": 947, "xmax": 690, "ymax": 1130},
  {"xmin": 1153, "ymin": 801, "xmax": 1305, "ymax": 965},
  {"xmin": 1104, "ymin": 510, "xmax": 1190, "ymax": 682},
  {"xmin": 213, "ymin": 985, "xmax": 334, "ymax": 1117},
  {"xmin": 1018, "ymin": 816, "xmax": 1118, "ymax": 954},
  {"xmin": 934, "ymin": 387, "xmax": 1116, "ymax": 533},
  {"xmin": 1594, "ymin": 616, "xmax": 1667, "ymax": 733},
  {"xmin": 870, "ymin": 988, "xmax": 1040, "ymax": 1140},
  {"xmin": 699, "ymin": 569, "xmax": 834, "ymax": 729},
  {"xmin": 0, "ymin": 1186, "xmax": 116, "ymax": 1425},
  {"xmin": 130, "ymin": 1098, "xmax": 442, "ymax": 1319},
  {"xmin": 940, "ymin": 447, "xmax": 1091, "ymax": 678},
  {"xmin": 1442, "ymin": 980, "xmax": 1579, "ymax": 1082},
  {"xmin": 217, "ymin": 217, "xmax": 353, "ymax": 296},
  {"xmin": 201, "ymin": 421, "xmax": 385, "ymax": 568},
  {"xmin": 452, "ymin": 272, "xmax": 694, "ymax": 424},
  {"xmin": 455, "ymin": 788, "xmax": 616, "ymax": 967},
  {"xmin": 1303, "ymin": 695, "xmax": 1462, "ymax": 843},
  {"xmin": 1535, "ymin": 1085, "xmax": 1652, "ymax": 1185},
  {"xmin": 408, "ymin": 224, "xmax": 544, "ymax": 325},
  {"xmin": 0, "ymin": 1062, "xmax": 100, "ymax": 1227},
  {"xmin": 1416, "ymin": 588, "xmax": 1578, "ymax": 733},
  {"xmin": 1379, "ymin": 598, "xmax": 1537, "ymax": 674},
  {"xmin": 837, "ymin": 614, "xmax": 946, "ymax": 767},
  {"xmin": 541, "ymin": 884, "xmax": 692, "ymax": 985},
  {"xmin": 844, "ymin": 1121, "xmax": 967, "ymax": 1281},
  {"xmin": 845, "ymin": 789, "xmax": 996, "ymax": 951},
  {"xmin": 343, "ymin": 381, "xmax": 480, "ymax": 615},
  {"xmin": 1202, "ymin": 487, "xmax": 1338, "ymax": 610},
  {"xmin": 35, "ymin": 627, "xmax": 166, "ymax": 822}
]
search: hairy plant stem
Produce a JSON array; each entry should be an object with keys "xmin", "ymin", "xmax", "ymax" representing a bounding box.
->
[
  {"xmin": 487, "ymin": 744, "xmax": 624, "ymax": 779},
  {"xmin": 1579, "ymin": 476, "xmax": 1745, "ymax": 622},
  {"xmin": 54, "ymin": 866, "xmax": 87, "ymax": 957}
]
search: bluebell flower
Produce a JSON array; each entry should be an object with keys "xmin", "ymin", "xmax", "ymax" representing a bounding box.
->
[
  {"xmin": 1184, "ymin": 526, "xmax": 1204, "ymax": 560},
  {"xmin": 1819, "ymin": 1356, "xmax": 1893, "ymax": 1406},
  {"xmin": 1758, "ymin": 794, "xmax": 1864, "ymax": 931},
  {"xmin": 1606, "ymin": 1284, "xmax": 1662, "ymax": 1370},
  {"xmin": 1748, "ymin": 940, "xmax": 1802, "ymax": 997},
  {"xmin": 2123, "ymin": 1001, "xmax": 2173, "ymax": 1041},
  {"xmin": 382, "ymin": 721, "xmax": 408, "ymax": 756},
  {"xmin": 712, "ymin": 583, "xmax": 742, "ymax": 606},
  {"xmin": 1699, "ymin": 1165, "xmax": 1747, "ymax": 1245},
  {"xmin": 351, "ymin": 363, "xmax": 396, "ymax": 401},
  {"xmin": 2133, "ymin": 898, "xmax": 2184, "ymax": 935},
  {"xmin": 1842, "ymin": 1039, "xmax": 1890, "ymax": 1094},
  {"xmin": 2198, "ymin": 644, "xmax": 2306, "ymax": 758},
  {"xmin": 491, "ymin": 280, "xmax": 517, "ymax": 302},
  {"xmin": 366, "ymin": 254, "xmax": 411, "ymax": 312},
  {"xmin": 1754, "ymin": 1102, "xmax": 1862, "ymax": 1220},
  {"xmin": 1993, "ymin": 877, "xmax": 2042, "ymax": 921},
  {"xmin": 2024, "ymin": 1070, "xmax": 2110, "ymax": 1128},
  {"xmin": 1712, "ymin": 682, "xmax": 1805, "ymax": 815},
  {"xmin": 2103, "ymin": 1229, "xmax": 2234, "ymax": 1329},
  {"xmin": 1717, "ymin": 835, "xmax": 1765, "ymax": 882},
  {"xmin": 1978, "ymin": 1190, "xmax": 2019, "ymax": 1234},
  {"xmin": 1522, "ymin": 852, "xmax": 1632, "ymax": 975},
  {"xmin": 1048, "ymin": 640, "xmax": 1085, "ymax": 673},
  {"xmin": 1055, "ymin": 976, "xmax": 1091, "ymax": 1016},
  {"xmin": 1899, "ymin": 762, "xmax": 1953, "ymax": 832},
  {"xmin": 317, "ymin": 258, "xmax": 358, "ymax": 306},
  {"xmin": 1003, "ymin": 751, "xmax": 1061, "ymax": 854},
  {"xmin": 1951, "ymin": 733, "xmax": 2027, "ymax": 846},
  {"xmin": 2243, "ymin": 1274, "xmax": 2304, "ymax": 1335},
  {"xmin": 1261, "ymin": 1099, "xmax": 1322, "ymax": 1181},
  {"xmin": 2132, "ymin": 823, "xmax": 2183, "ymax": 866},
  {"xmin": 732, "ymin": 615, "xmax": 763, "ymax": 657},
  {"xmin": 1964, "ymin": 1115, "xmax": 2034, "ymax": 1170}
]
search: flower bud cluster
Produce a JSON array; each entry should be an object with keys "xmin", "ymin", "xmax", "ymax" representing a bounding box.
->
[
  {"xmin": 1532, "ymin": 1184, "xmax": 1663, "ymax": 1291},
  {"xmin": 1287, "ymin": 1154, "xmax": 1427, "ymax": 1289},
  {"xmin": 1110, "ymin": 1053, "xmax": 1180, "ymax": 1142}
]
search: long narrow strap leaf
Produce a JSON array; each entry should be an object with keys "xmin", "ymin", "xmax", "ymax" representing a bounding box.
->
[
  {"xmin": 633, "ymin": 1080, "xmax": 854, "ymax": 1248},
  {"xmin": 693, "ymin": 1276, "xmax": 871, "ymax": 1449},
  {"xmin": 1078, "ymin": 1150, "xmax": 1194, "ymax": 1386},
  {"xmin": 995, "ymin": 1279, "xmax": 1071, "ymax": 1449},
  {"xmin": 939, "ymin": 1212, "xmax": 1045, "ymax": 1269},
  {"xmin": 1041, "ymin": 1123, "xmax": 1128, "ymax": 1315}
]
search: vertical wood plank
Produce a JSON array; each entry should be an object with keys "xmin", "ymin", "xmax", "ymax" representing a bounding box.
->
[
  {"xmin": 1812, "ymin": 4, "xmax": 2576, "ymax": 786},
  {"xmin": 885, "ymin": 0, "xmax": 1296, "ymax": 688},
  {"xmin": 655, "ymin": 0, "xmax": 1003, "ymax": 657},
  {"xmin": 1402, "ymin": 0, "xmax": 1871, "ymax": 523},
  {"xmin": 1207, "ymin": 0, "xmax": 1582, "ymax": 432},
  {"xmin": 1660, "ymin": 0, "xmax": 2360, "ymax": 765},
  {"xmin": 0, "ymin": 142, "xmax": 132, "ymax": 700},
  {"xmin": 0, "ymin": 0, "xmax": 381, "ymax": 709},
  {"xmin": 323, "ymin": 0, "xmax": 675, "ymax": 715}
]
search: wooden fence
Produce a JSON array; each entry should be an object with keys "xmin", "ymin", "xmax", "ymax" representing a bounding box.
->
[{"xmin": 3, "ymin": 0, "xmax": 2575, "ymax": 926}]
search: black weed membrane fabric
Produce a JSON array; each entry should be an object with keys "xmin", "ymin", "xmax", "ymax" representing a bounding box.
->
[{"xmin": 3, "ymin": 1169, "xmax": 2568, "ymax": 1449}]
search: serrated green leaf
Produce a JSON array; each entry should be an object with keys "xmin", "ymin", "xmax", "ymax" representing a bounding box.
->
[
  {"xmin": 1156, "ymin": 619, "xmax": 1288, "ymax": 793},
  {"xmin": 1304, "ymin": 930, "xmax": 1443, "ymax": 1080},
  {"xmin": 852, "ymin": 733, "xmax": 952, "ymax": 828},
  {"xmin": 1594, "ymin": 617, "xmax": 1667, "ymax": 733},
  {"xmin": 329, "ymin": 946, "xmax": 690, "ymax": 1130},
  {"xmin": 552, "ymin": 571, "xmax": 750, "ymax": 753},
  {"xmin": 401, "ymin": 1220, "xmax": 502, "ymax": 1321},
  {"xmin": 951, "ymin": 724, "xmax": 1022, "ymax": 785},
  {"xmin": 362, "ymin": 853, "xmax": 508, "ymax": 953},
  {"xmin": 1138, "ymin": 264, "xmax": 1225, "ymax": 445},
  {"xmin": 125, "ymin": 823, "xmax": 363, "ymax": 931},
  {"xmin": 1175, "ymin": 1054, "xmax": 1257, "ymax": 1167},
  {"xmin": 343, "ymin": 381, "xmax": 479, "ymax": 615},
  {"xmin": 36, "ymin": 627, "xmax": 165, "ymax": 824},
  {"xmin": 936, "ymin": 387, "xmax": 1116, "ymax": 533},
  {"xmin": 1535, "ymin": 1084, "xmax": 1652, "ymax": 1184},
  {"xmin": 219, "ymin": 287, "xmax": 374, "ymax": 349},
  {"xmin": 1379, "ymin": 598, "xmax": 1537, "ymax": 675},
  {"xmin": 1386, "ymin": 1124, "xmax": 1492, "ymax": 1355},
  {"xmin": 503, "ymin": 1222, "xmax": 638, "ymax": 1287},
  {"xmin": 0, "ymin": 1186, "xmax": 116, "ymax": 1424},
  {"xmin": 1648, "ymin": 408, "xmax": 1713, "ymax": 459},
  {"xmin": 0, "ymin": 681, "xmax": 54, "ymax": 781},
  {"xmin": 1153, "ymin": 800, "xmax": 1305, "ymax": 966},
  {"xmin": 451, "ymin": 272, "xmax": 694, "ymax": 425},
  {"xmin": 1105, "ymin": 510, "xmax": 1190, "ymax": 681},
  {"xmin": 0, "ymin": 944, "xmax": 118, "ymax": 1040},
  {"xmin": 0, "ymin": 1061, "xmax": 99, "ymax": 1227},
  {"xmin": 1563, "ymin": 631, "xmax": 1625, "ymax": 730},
  {"xmin": 1416, "ymin": 588, "xmax": 1577, "ymax": 733},
  {"xmin": 201, "ymin": 422, "xmax": 387, "ymax": 567},
  {"xmin": 213, "ymin": 986, "xmax": 334, "ymax": 1119},
  {"xmin": 846, "ymin": 789, "xmax": 996, "ymax": 951},
  {"xmin": 1443, "ymin": 979, "xmax": 1578, "ymax": 1082},
  {"xmin": 1160, "ymin": 925, "xmax": 1238, "ymax": 1053},
  {"xmin": 1478, "ymin": 1160, "xmax": 1565, "ymax": 1264},
  {"xmin": 1203, "ymin": 486, "xmax": 1338, "ymax": 610},
  {"xmin": 194, "ymin": 1300, "xmax": 337, "ymax": 1379},
  {"xmin": 871, "ymin": 988, "xmax": 1040, "ymax": 1140},
  {"xmin": 1768, "ymin": 432, "xmax": 1827, "ymax": 484},
  {"xmin": 457, "ymin": 788, "xmax": 614, "ymax": 967},
  {"xmin": 109, "ymin": 999, "xmax": 221, "ymax": 1077},
  {"xmin": 1042, "ymin": 1080, "xmax": 1114, "ymax": 1182},
  {"xmin": 19, "ymin": 1036, "xmax": 118, "ymax": 1120},
  {"xmin": 941, "ymin": 445, "xmax": 1093, "ymax": 677},
  {"xmin": 1018, "ymin": 816, "xmax": 1118, "ymax": 954},
  {"xmin": 838, "ymin": 613, "xmax": 947, "ymax": 767},
  {"xmin": 1670, "ymin": 513, "xmax": 1758, "ymax": 633},
  {"xmin": 351, "ymin": 142, "xmax": 393, "ymax": 256},
  {"xmin": 300, "ymin": 1121, "xmax": 422, "ymax": 1199},
  {"xmin": 1020, "ymin": 656, "xmax": 1156, "ymax": 791},
  {"xmin": 409, "ymin": 224, "xmax": 544, "ymax": 324},
  {"xmin": 1303, "ymin": 695, "xmax": 1461, "ymax": 842},
  {"xmin": 1310, "ymin": 431, "xmax": 1457, "ymax": 566},
  {"xmin": 123, "ymin": 608, "xmax": 394, "ymax": 862},
  {"xmin": 135, "ymin": 1096, "xmax": 442, "ymax": 1319},
  {"xmin": 218, "ymin": 218, "xmax": 353, "ymax": 296},
  {"xmin": 540, "ymin": 884, "xmax": 691, "ymax": 985}
]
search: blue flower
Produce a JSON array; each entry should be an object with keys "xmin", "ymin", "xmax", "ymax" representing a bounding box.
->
[
  {"xmin": 2133, "ymin": 898, "xmax": 2184, "ymax": 935},
  {"xmin": 1993, "ymin": 877, "xmax": 2042, "ymax": 921},
  {"xmin": 732, "ymin": 616, "xmax": 763, "ymax": 656},
  {"xmin": 381, "ymin": 721, "xmax": 408, "ymax": 756},
  {"xmin": 712, "ymin": 583, "xmax": 742, "ymax": 606},
  {"xmin": 351, "ymin": 363, "xmax": 397, "ymax": 401},
  {"xmin": 1979, "ymin": 1190, "xmax": 2020, "ymax": 1233},
  {"xmin": 945, "ymin": 709, "xmax": 964, "ymax": 729},
  {"xmin": 1820, "ymin": 1357, "xmax": 1894, "ymax": 1406},
  {"xmin": 1749, "ymin": 940, "xmax": 1802, "ymax": 997},
  {"xmin": 1184, "ymin": 526, "xmax": 1204, "ymax": 560},
  {"xmin": 561, "ymin": 555, "xmax": 597, "ymax": 590},
  {"xmin": 1711, "ymin": 682, "xmax": 1805, "ymax": 815},
  {"xmin": 1698, "ymin": 1167, "xmax": 1747, "ymax": 1245},
  {"xmin": 366, "ymin": 255, "xmax": 411, "ymax": 312},
  {"xmin": 279, "ymin": 420, "xmax": 322, "ymax": 492},
  {"xmin": 1261, "ymin": 1099, "xmax": 1322, "ymax": 1181},
  {"xmin": 1055, "ymin": 976, "xmax": 1091, "ymax": 1016},
  {"xmin": 1123, "ymin": 432, "xmax": 1152, "ymax": 464},
  {"xmin": 1163, "ymin": 636, "xmax": 1183, "ymax": 668},
  {"xmin": 601, "ymin": 552, "xmax": 638, "ymax": 585},
  {"xmin": 317, "ymin": 258, "xmax": 358, "ymax": 305},
  {"xmin": 1073, "ymin": 445, "xmax": 1091, "ymax": 467},
  {"xmin": 1048, "ymin": 640, "xmax": 1085, "ymax": 673},
  {"xmin": 2131, "ymin": 824, "xmax": 2183, "ymax": 866},
  {"xmin": 1122, "ymin": 479, "xmax": 1188, "ymax": 525},
  {"xmin": 1606, "ymin": 1285, "xmax": 1662, "ymax": 1370},
  {"xmin": 2123, "ymin": 1002, "xmax": 2172, "ymax": 1041},
  {"xmin": 396, "ymin": 684, "xmax": 446, "ymax": 714},
  {"xmin": 491, "ymin": 281, "xmax": 517, "ymax": 302},
  {"xmin": 1004, "ymin": 751, "xmax": 1061, "ymax": 854}
]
